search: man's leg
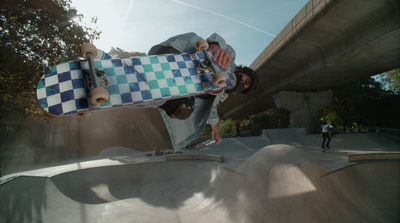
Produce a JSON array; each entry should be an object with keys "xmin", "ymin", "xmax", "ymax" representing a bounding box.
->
[{"xmin": 326, "ymin": 134, "xmax": 331, "ymax": 148}]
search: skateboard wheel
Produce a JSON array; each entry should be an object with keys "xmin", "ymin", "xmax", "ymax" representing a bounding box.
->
[
  {"xmin": 81, "ymin": 43, "xmax": 98, "ymax": 59},
  {"xmin": 212, "ymin": 72, "xmax": 226, "ymax": 86},
  {"xmin": 89, "ymin": 88, "xmax": 109, "ymax": 105},
  {"xmin": 196, "ymin": 39, "xmax": 209, "ymax": 52}
]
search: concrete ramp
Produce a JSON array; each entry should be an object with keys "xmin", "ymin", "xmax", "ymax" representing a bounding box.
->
[
  {"xmin": 236, "ymin": 144, "xmax": 399, "ymax": 222},
  {"xmin": 322, "ymin": 161, "xmax": 400, "ymax": 221},
  {"xmin": 1, "ymin": 144, "xmax": 399, "ymax": 222}
]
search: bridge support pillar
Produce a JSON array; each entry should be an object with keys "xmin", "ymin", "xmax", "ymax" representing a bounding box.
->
[{"xmin": 273, "ymin": 91, "xmax": 332, "ymax": 134}]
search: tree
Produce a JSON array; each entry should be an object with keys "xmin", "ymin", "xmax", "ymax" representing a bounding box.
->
[
  {"xmin": 0, "ymin": 0, "xmax": 101, "ymax": 120},
  {"xmin": 109, "ymin": 47, "xmax": 146, "ymax": 58},
  {"xmin": 385, "ymin": 68, "xmax": 400, "ymax": 93},
  {"xmin": 247, "ymin": 108, "xmax": 290, "ymax": 135},
  {"xmin": 322, "ymin": 77, "xmax": 400, "ymax": 130}
]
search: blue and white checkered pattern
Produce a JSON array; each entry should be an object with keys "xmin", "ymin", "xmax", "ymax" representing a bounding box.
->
[{"xmin": 36, "ymin": 52, "xmax": 236, "ymax": 116}]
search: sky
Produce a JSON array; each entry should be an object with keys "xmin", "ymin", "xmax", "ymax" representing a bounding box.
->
[{"xmin": 71, "ymin": 0, "xmax": 308, "ymax": 66}]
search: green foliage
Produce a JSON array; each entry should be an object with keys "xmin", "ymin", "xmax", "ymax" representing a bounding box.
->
[
  {"xmin": 386, "ymin": 68, "xmax": 400, "ymax": 93},
  {"xmin": 200, "ymin": 108, "xmax": 290, "ymax": 136},
  {"xmin": 322, "ymin": 77, "xmax": 400, "ymax": 130},
  {"xmin": 0, "ymin": 0, "xmax": 101, "ymax": 120},
  {"xmin": 246, "ymin": 108, "xmax": 290, "ymax": 135},
  {"xmin": 218, "ymin": 119, "xmax": 235, "ymax": 135},
  {"xmin": 378, "ymin": 68, "xmax": 400, "ymax": 94},
  {"xmin": 200, "ymin": 124, "xmax": 212, "ymax": 136}
]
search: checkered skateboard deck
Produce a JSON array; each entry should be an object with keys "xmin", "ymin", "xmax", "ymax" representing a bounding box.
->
[{"xmin": 36, "ymin": 52, "xmax": 236, "ymax": 116}]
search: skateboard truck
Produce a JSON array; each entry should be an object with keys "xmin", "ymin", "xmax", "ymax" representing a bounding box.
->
[
  {"xmin": 195, "ymin": 63, "xmax": 212, "ymax": 75},
  {"xmin": 81, "ymin": 43, "xmax": 110, "ymax": 105},
  {"xmin": 195, "ymin": 40, "xmax": 227, "ymax": 86},
  {"xmin": 84, "ymin": 52, "xmax": 110, "ymax": 89},
  {"xmin": 85, "ymin": 67, "xmax": 110, "ymax": 89},
  {"xmin": 195, "ymin": 50, "xmax": 217, "ymax": 75}
]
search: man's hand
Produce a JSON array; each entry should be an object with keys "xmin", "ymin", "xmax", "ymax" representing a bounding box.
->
[
  {"xmin": 212, "ymin": 131, "xmax": 222, "ymax": 144},
  {"xmin": 209, "ymin": 43, "xmax": 232, "ymax": 70},
  {"xmin": 211, "ymin": 124, "xmax": 222, "ymax": 144}
]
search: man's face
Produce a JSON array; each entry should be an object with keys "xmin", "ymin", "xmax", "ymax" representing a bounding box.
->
[{"xmin": 238, "ymin": 73, "xmax": 252, "ymax": 92}]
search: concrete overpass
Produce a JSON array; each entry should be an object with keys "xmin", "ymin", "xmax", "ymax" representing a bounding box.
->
[{"xmin": 219, "ymin": 0, "xmax": 400, "ymax": 134}]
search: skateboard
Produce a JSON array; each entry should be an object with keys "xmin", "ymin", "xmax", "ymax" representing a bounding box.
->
[{"xmin": 36, "ymin": 41, "xmax": 236, "ymax": 117}]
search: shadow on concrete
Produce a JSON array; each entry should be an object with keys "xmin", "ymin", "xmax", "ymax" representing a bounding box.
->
[
  {"xmin": 1, "ymin": 144, "xmax": 398, "ymax": 222},
  {"xmin": 0, "ymin": 176, "xmax": 48, "ymax": 223}
]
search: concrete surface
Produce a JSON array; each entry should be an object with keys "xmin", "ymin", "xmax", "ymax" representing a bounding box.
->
[
  {"xmin": 1, "ymin": 131, "xmax": 399, "ymax": 223},
  {"xmin": 0, "ymin": 107, "xmax": 173, "ymax": 175}
]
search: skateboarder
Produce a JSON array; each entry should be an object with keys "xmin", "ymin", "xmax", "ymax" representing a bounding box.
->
[
  {"xmin": 321, "ymin": 119, "xmax": 337, "ymax": 152},
  {"xmin": 132, "ymin": 32, "xmax": 259, "ymax": 151}
]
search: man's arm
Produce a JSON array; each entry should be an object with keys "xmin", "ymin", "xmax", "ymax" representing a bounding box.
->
[{"xmin": 205, "ymin": 33, "xmax": 235, "ymax": 145}]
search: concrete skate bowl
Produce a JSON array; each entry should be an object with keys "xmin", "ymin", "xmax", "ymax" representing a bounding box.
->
[
  {"xmin": 1, "ymin": 145, "xmax": 399, "ymax": 223},
  {"xmin": 1, "ymin": 161, "xmax": 245, "ymax": 223}
]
